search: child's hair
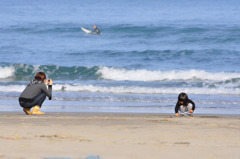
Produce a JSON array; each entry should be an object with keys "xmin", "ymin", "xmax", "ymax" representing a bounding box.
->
[
  {"xmin": 35, "ymin": 72, "xmax": 46, "ymax": 82},
  {"xmin": 178, "ymin": 92, "xmax": 188, "ymax": 102}
]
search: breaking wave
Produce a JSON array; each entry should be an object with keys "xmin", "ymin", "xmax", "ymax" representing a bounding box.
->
[
  {"xmin": 97, "ymin": 66, "xmax": 240, "ymax": 81},
  {"xmin": 1, "ymin": 64, "xmax": 240, "ymax": 82}
]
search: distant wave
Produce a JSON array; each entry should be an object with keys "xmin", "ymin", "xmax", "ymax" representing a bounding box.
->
[
  {"xmin": 1, "ymin": 64, "xmax": 240, "ymax": 83},
  {"xmin": 2, "ymin": 23, "xmax": 82, "ymax": 34},
  {"xmin": 2, "ymin": 23, "xmax": 240, "ymax": 44}
]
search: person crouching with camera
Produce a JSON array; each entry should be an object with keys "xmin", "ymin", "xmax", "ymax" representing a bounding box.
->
[{"xmin": 19, "ymin": 72, "xmax": 53, "ymax": 115}]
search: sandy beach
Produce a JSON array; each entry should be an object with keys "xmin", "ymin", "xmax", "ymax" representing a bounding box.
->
[{"xmin": 0, "ymin": 112, "xmax": 239, "ymax": 159}]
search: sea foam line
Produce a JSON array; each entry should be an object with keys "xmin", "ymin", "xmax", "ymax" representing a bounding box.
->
[
  {"xmin": 0, "ymin": 84, "xmax": 240, "ymax": 95},
  {"xmin": 53, "ymin": 84, "xmax": 240, "ymax": 95}
]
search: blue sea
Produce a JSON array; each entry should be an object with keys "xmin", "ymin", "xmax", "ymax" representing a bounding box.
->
[{"xmin": 0, "ymin": 0, "xmax": 240, "ymax": 114}]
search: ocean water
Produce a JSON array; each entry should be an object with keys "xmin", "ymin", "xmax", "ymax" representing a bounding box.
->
[{"xmin": 0, "ymin": 0, "xmax": 240, "ymax": 114}]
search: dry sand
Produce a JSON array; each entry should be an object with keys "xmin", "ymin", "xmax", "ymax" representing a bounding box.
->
[{"xmin": 0, "ymin": 112, "xmax": 239, "ymax": 159}]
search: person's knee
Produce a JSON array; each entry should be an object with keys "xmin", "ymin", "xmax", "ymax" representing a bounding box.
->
[
  {"xmin": 37, "ymin": 92, "xmax": 47, "ymax": 106},
  {"xmin": 187, "ymin": 103, "xmax": 193, "ymax": 109},
  {"xmin": 179, "ymin": 105, "xmax": 185, "ymax": 112}
]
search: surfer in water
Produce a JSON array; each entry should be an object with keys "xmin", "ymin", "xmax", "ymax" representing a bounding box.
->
[{"xmin": 92, "ymin": 25, "xmax": 100, "ymax": 34}]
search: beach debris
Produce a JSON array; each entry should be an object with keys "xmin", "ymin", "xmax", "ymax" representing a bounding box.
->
[
  {"xmin": 36, "ymin": 134, "xmax": 91, "ymax": 142},
  {"xmin": 42, "ymin": 156, "xmax": 103, "ymax": 159},
  {"xmin": 199, "ymin": 116, "xmax": 219, "ymax": 118},
  {"xmin": 43, "ymin": 157, "xmax": 73, "ymax": 159},
  {"xmin": 82, "ymin": 155, "xmax": 102, "ymax": 159},
  {"xmin": 174, "ymin": 141, "xmax": 191, "ymax": 145},
  {"xmin": 0, "ymin": 154, "xmax": 5, "ymax": 158},
  {"xmin": 0, "ymin": 134, "xmax": 21, "ymax": 140},
  {"xmin": 39, "ymin": 134, "xmax": 60, "ymax": 138},
  {"xmin": 149, "ymin": 118, "xmax": 168, "ymax": 123}
]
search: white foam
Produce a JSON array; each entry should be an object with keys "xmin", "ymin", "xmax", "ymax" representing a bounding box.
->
[
  {"xmin": 53, "ymin": 84, "xmax": 240, "ymax": 95},
  {"xmin": 0, "ymin": 85, "xmax": 26, "ymax": 92},
  {"xmin": 0, "ymin": 83, "xmax": 240, "ymax": 95},
  {"xmin": 32, "ymin": 65, "xmax": 41, "ymax": 73},
  {"xmin": 97, "ymin": 66, "xmax": 240, "ymax": 81},
  {"xmin": 0, "ymin": 66, "xmax": 15, "ymax": 79}
]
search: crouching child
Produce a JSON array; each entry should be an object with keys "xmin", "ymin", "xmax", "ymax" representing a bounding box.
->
[{"xmin": 175, "ymin": 92, "xmax": 195, "ymax": 117}]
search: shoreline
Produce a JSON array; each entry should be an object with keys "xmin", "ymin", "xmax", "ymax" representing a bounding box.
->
[
  {"xmin": 0, "ymin": 112, "xmax": 239, "ymax": 159},
  {"xmin": 1, "ymin": 111, "xmax": 240, "ymax": 117}
]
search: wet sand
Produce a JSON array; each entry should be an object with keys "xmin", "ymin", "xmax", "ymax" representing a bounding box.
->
[{"xmin": 0, "ymin": 112, "xmax": 239, "ymax": 159}]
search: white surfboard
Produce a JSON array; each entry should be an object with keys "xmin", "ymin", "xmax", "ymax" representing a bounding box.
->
[{"xmin": 81, "ymin": 27, "xmax": 92, "ymax": 34}]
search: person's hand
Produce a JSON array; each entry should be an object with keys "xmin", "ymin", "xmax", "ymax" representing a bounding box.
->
[
  {"xmin": 189, "ymin": 110, "xmax": 194, "ymax": 113},
  {"xmin": 175, "ymin": 113, "xmax": 179, "ymax": 117},
  {"xmin": 48, "ymin": 79, "xmax": 53, "ymax": 85},
  {"xmin": 45, "ymin": 79, "xmax": 49, "ymax": 85}
]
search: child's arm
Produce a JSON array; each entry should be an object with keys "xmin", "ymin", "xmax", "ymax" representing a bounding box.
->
[
  {"xmin": 188, "ymin": 99, "xmax": 195, "ymax": 113},
  {"xmin": 189, "ymin": 99, "xmax": 195, "ymax": 111},
  {"xmin": 175, "ymin": 102, "xmax": 180, "ymax": 116}
]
